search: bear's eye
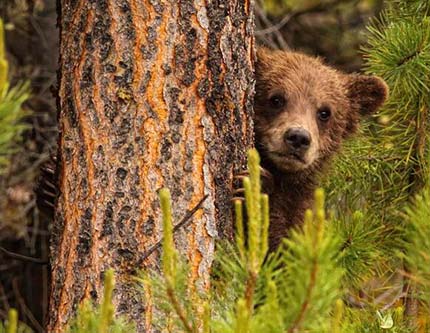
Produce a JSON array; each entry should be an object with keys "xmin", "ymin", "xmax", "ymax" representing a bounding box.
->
[
  {"xmin": 317, "ymin": 106, "xmax": 332, "ymax": 122},
  {"xmin": 268, "ymin": 95, "xmax": 286, "ymax": 109}
]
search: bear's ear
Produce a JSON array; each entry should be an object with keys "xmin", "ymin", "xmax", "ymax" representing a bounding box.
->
[
  {"xmin": 347, "ymin": 74, "xmax": 389, "ymax": 116},
  {"xmin": 256, "ymin": 47, "xmax": 272, "ymax": 72},
  {"xmin": 257, "ymin": 46, "xmax": 271, "ymax": 60}
]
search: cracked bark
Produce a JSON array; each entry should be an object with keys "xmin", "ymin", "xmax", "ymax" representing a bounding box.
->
[{"xmin": 48, "ymin": 0, "xmax": 255, "ymax": 331}]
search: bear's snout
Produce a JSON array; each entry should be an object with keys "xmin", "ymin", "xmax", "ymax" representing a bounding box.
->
[{"xmin": 284, "ymin": 128, "xmax": 311, "ymax": 153}]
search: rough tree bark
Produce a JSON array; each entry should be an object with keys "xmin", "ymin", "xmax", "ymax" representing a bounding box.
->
[{"xmin": 48, "ymin": 0, "xmax": 254, "ymax": 331}]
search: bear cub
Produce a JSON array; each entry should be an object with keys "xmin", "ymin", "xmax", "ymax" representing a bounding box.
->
[{"xmin": 253, "ymin": 48, "xmax": 388, "ymax": 251}]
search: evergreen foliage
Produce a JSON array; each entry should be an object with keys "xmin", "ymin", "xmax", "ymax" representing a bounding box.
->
[
  {"xmin": 0, "ymin": 18, "xmax": 29, "ymax": 174},
  {"xmin": 140, "ymin": 149, "xmax": 344, "ymax": 333},
  {"xmin": 323, "ymin": 0, "xmax": 430, "ymax": 330},
  {"xmin": 325, "ymin": 0, "xmax": 430, "ymax": 227},
  {"xmin": 403, "ymin": 188, "xmax": 430, "ymax": 299}
]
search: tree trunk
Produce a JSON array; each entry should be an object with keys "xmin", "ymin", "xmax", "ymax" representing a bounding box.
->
[{"xmin": 48, "ymin": 0, "xmax": 254, "ymax": 331}]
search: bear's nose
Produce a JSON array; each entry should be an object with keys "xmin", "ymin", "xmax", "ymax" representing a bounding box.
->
[{"xmin": 284, "ymin": 128, "xmax": 311, "ymax": 151}]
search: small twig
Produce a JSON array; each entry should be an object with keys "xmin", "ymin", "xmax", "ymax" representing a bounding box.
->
[
  {"xmin": 167, "ymin": 286, "xmax": 196, "ymax": 333},
  {"xmin": 28, "ymin": 16, "xmax": 49, "ymax": 50},
  {"xmin": 288, "ymin": 258, "xmax": 318, "ymax": 333},
  {"xmin": 344, "ymin": 288, "xmax": 406, "ymax": 311},
  {"xmin": 255, "ymin": 3, "xmax": 289, "ymax": 50},
  {"xmin": 343, "ymin": 294, "xmax": 367, "ymax": 309},
  {"xmin": 244, "ymin": 272, "xmax": 258, "ymax": 312},
  {"xmin": 0, "ymin": 246, "xmax": 49, "ymax": 265},
  {"xmin": 284, "ymin": 0, "xmax": 350, "ymax": 21},
  {"xmin": 0, "ymin": 282, "xmax": 10, "ymax": 312},
  {"xmin": 141, "ymin": 195, "xmax": 209, "ymax": 261},
  {"xmin": 381, "ymin": 291, "xmax": 407, "ymax": 311},
  {"xmin": 256, "ymin": 13, "xmax": 294, "ymax": 36},
  {"xmin": 25, "ymin": 226, "xmax": 50, "ymax": 236},
  {"xmin": 12, "ymin": 278, "xmax": 44, "ymax": 333},
  {"xmin": 255, "ymin": 0, "xmax": 351, "ymax": 47}
]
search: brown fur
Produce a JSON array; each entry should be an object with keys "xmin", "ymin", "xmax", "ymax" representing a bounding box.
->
[{"xmin": 254, "ymin": 48, "xmax": 388, "ymax": 251}]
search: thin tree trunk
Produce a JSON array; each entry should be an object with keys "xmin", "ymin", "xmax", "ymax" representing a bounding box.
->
[{"xmin": 48, "ymin": 0, "xmax": 254, "ymax": 331}]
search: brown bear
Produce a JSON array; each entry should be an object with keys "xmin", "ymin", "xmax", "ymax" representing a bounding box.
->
[{"xmin": 253, "ymin": 48, "xmax": 388, "ymax": 251}]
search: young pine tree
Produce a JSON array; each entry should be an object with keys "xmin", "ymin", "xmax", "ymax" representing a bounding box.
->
[{"xmin": 0, "ymin": 19, "xmax": 29, "ymax": 174}]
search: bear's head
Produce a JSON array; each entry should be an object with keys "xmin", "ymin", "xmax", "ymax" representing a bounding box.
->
[{"xmin": 254, "ymin": 48, "xmax": 388, "ymax": 173}]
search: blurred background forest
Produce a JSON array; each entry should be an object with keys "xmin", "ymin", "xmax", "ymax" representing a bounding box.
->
[{"xmin": 0, "ymin": 0, "xmax": 395, "ymax": 331}]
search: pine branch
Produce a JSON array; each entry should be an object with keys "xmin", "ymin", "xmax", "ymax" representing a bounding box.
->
[
  {"xmin": 287, "ymin": 256, "xmax": 318, "ymax": 333},
  {"xmin": 244, "ymin": 272, "xmax": 258, "ymax": 313},
  {"xmin": 0, "ymin": 246, "xmax": 49, "ymax": 265},
  {"xmin": 140, "ymin": 194, "xmax": 208, "ymax": 261},
  {"xmin": 166, "ymin": 286, "xmax": 195, "ymax": 333},
  {"xmin": 6, "ymin": 309, "xmax": 17, "ymax": 333}
]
